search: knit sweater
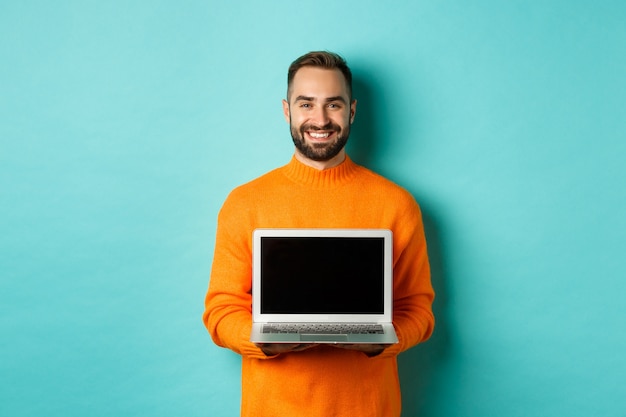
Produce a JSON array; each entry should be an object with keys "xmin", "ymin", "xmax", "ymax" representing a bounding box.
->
[{"xmin": 203, "ymin": 155, "xmax": 435, "ymax": 417}]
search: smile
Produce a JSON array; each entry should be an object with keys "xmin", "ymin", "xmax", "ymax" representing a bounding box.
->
[{"xmin": 308, "ymin": 132, "xmax": 331, "ymax": 139}]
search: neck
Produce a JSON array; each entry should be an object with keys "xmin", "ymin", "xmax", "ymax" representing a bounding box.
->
[{"xmin": 294, "ymin": 149, "xmax": 346, "ymax": 170}]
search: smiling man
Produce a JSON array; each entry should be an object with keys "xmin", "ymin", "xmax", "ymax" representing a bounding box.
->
[
  {"xmin": 284, "ymin": 65, "xmax": 356, "ymax": 169},
  {"xmin": 203, "ymin": 51, "xmax": 435, "ymax": 417}
]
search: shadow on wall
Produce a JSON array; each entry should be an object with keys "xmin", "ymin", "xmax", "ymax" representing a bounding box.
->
[
  {"xmin": 399, "ymin": 205, "xmax": 451, "ymax": 417},
  {"xmin": 350, "ymin": 71, "xmax": 452, "ymax": 417},
  {"xmin": 346, "ymin": 76, "xmax": 378, "ymax": 168}
]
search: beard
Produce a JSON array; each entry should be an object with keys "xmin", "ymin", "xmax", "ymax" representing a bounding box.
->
[{"xmin": 290, "ymin": 121, "xmax": 351, "ymax": 162}]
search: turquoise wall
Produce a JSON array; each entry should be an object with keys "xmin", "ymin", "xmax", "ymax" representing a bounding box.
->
[{"xmin": 2, "ymin": 1, "xmax": 625, "ymax": 416}]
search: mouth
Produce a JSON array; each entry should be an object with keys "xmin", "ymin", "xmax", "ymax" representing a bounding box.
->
[{"xmin": 306, "ymin": 131, "xmax": 335, "ymax": 142}]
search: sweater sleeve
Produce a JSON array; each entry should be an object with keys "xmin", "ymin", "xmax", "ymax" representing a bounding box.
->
[
  {"xmin": 202, "ymin": 192, "xmax": 268, "ymax": 359},
  {"xmin": 377, "ymin": 199, "xmax": 435, "ymax": 359}
]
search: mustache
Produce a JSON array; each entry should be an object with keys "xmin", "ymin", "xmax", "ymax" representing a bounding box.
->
[{"xmin": 300, "ymin": 122, "xmax": 341, "ymax": 132}]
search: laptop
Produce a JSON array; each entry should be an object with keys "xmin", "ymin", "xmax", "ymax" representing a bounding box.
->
[{"xmin": 250, "ymin": 228, "xmax": 398, "ymax": 344}]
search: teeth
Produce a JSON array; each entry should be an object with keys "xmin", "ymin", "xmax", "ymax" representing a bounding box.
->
[{"xmin": 309, "ymin": 132, "xmax": 330, "ymax": 139}]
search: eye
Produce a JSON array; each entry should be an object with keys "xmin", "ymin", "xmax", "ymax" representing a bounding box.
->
[
  {"xmin": 327, "ymin": 103, "xmax": 342, "ymax": 109},
  {"xmin": 300, "ymin": 103, "xmax": 312, "ymax": 109}
]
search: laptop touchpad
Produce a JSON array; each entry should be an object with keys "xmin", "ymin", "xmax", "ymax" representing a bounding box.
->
[{"xmin": 300, "ymin": 334, "xmax": 348, "ymax": 342}]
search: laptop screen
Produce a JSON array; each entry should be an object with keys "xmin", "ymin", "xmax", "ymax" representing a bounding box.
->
[{"xmin": 260, "ymin": 236, "xmax": 385, "ymax": 314}]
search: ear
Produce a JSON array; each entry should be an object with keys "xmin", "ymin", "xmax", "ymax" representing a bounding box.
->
[
  {"xmin": 282, "ymin": 99, "xmax": 290, "ymax": 124},
  {"xmin": 350, "ymin": 99, "xmax": 357, "ymax": 124}
]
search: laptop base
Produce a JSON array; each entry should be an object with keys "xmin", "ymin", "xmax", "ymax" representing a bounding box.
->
[{"xmin": 250, "ymin": 323, "xmax": 398, "ymax": 344}]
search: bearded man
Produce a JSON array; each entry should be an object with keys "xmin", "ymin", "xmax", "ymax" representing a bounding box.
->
[{"xmin": 203, "ymin": 51, "xmax": 435, "ymax": 417}]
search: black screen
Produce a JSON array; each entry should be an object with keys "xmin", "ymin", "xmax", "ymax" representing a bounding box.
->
[{"xmin": 260, "ymin": 236, "xmax": 385, "ymax": 314}]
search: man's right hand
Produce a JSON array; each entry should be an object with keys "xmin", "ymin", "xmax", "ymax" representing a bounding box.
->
[{"xmin": 255, "ymin": 343, "xmax": 316, "ymax": 356}]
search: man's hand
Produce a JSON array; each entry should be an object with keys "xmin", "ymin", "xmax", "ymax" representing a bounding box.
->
[
  {"xmin": 255, "ymin": 343, "xmax": 389, "ymax": 357},
  {"xmin": 255, "ymin": 343, "xmax": 316, "ymax": 356},
  {"xmin": 332, "ymin": 344, "xmax": 390, "ymax": 357}
]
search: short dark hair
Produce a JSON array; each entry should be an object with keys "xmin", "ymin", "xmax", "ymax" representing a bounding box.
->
[{"xmin": 287, "ymin": 51, "xmax": 353, "ymax": 100}]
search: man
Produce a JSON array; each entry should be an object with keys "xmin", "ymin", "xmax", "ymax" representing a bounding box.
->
[{"xmin": 203, "ymin": 51, "xmax": 435, "ymax": 417}]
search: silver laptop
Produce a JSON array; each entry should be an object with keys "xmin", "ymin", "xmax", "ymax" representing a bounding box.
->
[{"xmin": 250, "ymin": 228, "xmax": 398, "ymax": 344}]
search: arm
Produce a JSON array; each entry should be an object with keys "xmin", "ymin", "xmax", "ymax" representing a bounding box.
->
[
  {"xmin": 376, "ymin": 201, "xmax": 435, "ymax": 359},
  {"xmin": 202, "ymin": 196, "xmax": 269, "ymax": 359}
]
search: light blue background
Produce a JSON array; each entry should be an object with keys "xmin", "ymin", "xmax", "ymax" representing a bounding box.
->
[{"xmin": 1, "ymin": 1, "xmax": 625, "ymax": 416}]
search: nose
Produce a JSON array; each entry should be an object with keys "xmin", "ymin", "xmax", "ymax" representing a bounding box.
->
[{"xmin": 311, "ymin": 106, "xmax": 330, "ymax": 127}]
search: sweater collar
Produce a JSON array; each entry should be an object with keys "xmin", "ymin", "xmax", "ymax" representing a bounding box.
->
[{"xmin": 282, "ymin": 154, "xmax": 359, "ymax": 187}]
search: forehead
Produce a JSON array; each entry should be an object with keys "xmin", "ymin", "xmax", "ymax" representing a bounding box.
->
[{"xmin": 289, "ymin": 67, "xmax": 349, "ymax": 100}]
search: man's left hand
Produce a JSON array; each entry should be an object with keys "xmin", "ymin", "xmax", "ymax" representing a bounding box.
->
[{"xmin": 332, "ymin": 344, "xmax": 389, "ymax": 357}]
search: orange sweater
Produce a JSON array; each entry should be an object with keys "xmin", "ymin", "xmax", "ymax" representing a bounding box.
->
[{"xmin": 203, "ymin": 155, "xmax": 435, "ymax": 417}]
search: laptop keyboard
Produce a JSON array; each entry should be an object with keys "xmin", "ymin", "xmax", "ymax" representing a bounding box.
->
[{"xmin": 262, "ymin": 323, "xmax": 384, "ymax": 335}]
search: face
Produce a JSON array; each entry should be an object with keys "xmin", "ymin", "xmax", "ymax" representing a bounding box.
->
[{"xmin": 283, "ymin": 67, "xmax": 356, "ymax": 167}]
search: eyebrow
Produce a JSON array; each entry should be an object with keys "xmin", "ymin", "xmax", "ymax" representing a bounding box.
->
[{"xmin": 294, "ymin": 95, "xmax": 348, "ymax": 104}]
